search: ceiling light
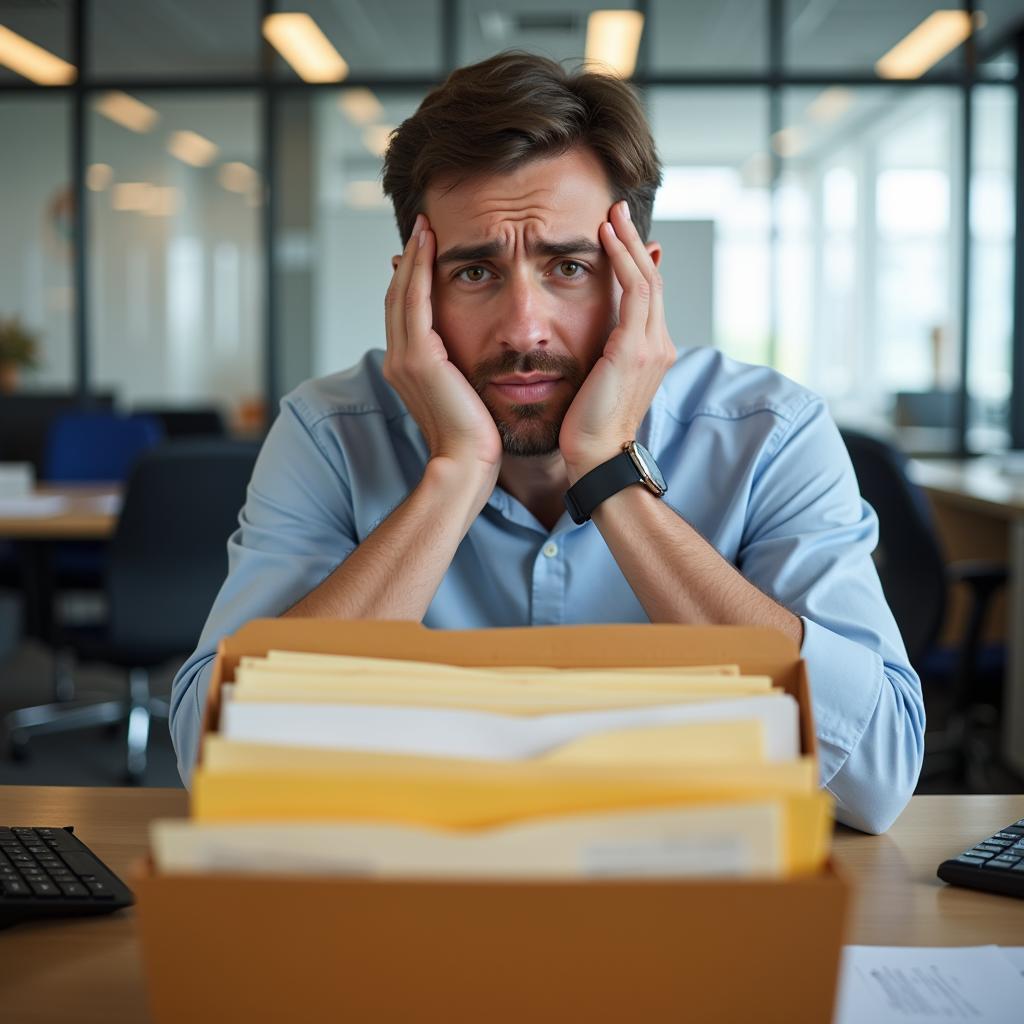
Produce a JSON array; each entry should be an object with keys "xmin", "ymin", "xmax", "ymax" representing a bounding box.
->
[
  {"xmin": 142, "ymin": 186, "xmax": 181, "ymax": 217},
  {"xmin": 95, "ymin": 91, "xmax": 159, "ymax": 133},
  {"xmin": 86, "ymin": 163, "xmax": 113, "ymax": 192},
  {"xmin": 263, "ymin": 13, "xmax": 348, "ymax": 83},
  {"xmin": 167, "ymin": 130, "xmax": 219, "ymax": 168},
  {"xmin": 771, "ymin": 126, "xmax": 806, "ymax": 159},
  {"xmin": 0, "ymin": 25, "xmax": 75, "ymax": 84},
  {"xmin": 362, "ymin": 124, "xmax": 396, "ymax": 158},
  {"xmin": 345, "ymin": 180, "xmax": 388, "ymax": 209},
  {"xmin": 218, "ymin": 162, "xmax": 258, "ymax": 194},
  {"xmin": 338, "ymin": 88, "xmax": 384, "ymax": 126},
  {"xmin": 807, "ymin": 87, "xmax": 854, "ymax": 124},
  {"xmin": 585, "ymin": 11, "xmax": 644, "ymax": 79},
  {"xmin": 875, "ymin": 10, "xmax": 986, "ymax": 80},
  {"xmin": 112, "ymin": 183, "xmax": 154, "ymax": 212}
]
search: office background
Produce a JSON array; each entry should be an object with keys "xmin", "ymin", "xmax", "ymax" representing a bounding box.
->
[{"xmin": 1, "ymin": 0, "xmax": 1023, "ymax": 789}]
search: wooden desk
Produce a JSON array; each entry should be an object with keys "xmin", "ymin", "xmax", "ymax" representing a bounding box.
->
[
  {"xmin": 0, "ymin": 787, "xmax": 1021, "ymax": 1023},
  {"xmin": 0, "ymin": 484, "xmax": 122, "ymax": 638},
  {"xmin": 0, "ymin": 484, "xmax": 121, "ymax": 540},
  {"xmin": 910, "ymin": 458, "xmax": 1024, "ymax": 778}
]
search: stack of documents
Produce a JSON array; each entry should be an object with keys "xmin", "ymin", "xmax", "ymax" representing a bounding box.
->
[{"xmin": 154, "ymin": 650, "xmax": 832, "ymax": 880}]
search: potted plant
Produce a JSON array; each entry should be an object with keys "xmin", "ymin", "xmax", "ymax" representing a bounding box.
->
[{"xmin": 0, "ymin": 316, "xmax": 40, "ymax": 392}]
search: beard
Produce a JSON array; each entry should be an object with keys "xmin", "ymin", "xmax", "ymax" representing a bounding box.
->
[{"xmin": 468, "ymin": 350, "xmax": 587, "ymax": 457}]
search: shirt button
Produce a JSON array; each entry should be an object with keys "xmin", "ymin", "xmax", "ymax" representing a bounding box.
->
[{"xmin": 542, "ymin": 542, "xmax": 559, "ymax": 558}]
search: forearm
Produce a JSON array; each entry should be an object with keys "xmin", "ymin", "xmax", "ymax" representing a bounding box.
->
[
  {"xmin": 590, "ymin": 485, "xmax": 803, "ymax": 645},
  {"xmin": 284, "ymin": 457, "xmax": 493, "ymax": 621}
]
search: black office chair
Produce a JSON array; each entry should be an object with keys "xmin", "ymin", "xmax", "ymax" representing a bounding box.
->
[
  {"xmin": 133, "ymin": 406, "xmax": 226, "ymax": 440},
  {"xmin": 839, "ymin": 428, "xmax": 1008, "ymax": 789},
  {"xmin": 4, "ymin": 439, "xmax": 259, "ymax": 782}
]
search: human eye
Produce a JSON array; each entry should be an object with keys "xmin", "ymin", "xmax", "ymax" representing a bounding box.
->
[
  {"xmin": 554, "ymin": 259, "xmax": 587, "ymax": 279},
  {"xmin": 455, "ymin": 265, "xmax": 493, "ymax": 284}
]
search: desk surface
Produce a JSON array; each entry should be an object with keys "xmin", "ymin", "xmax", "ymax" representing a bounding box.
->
[
  {"xmin": 0, "ymin": 788, "xmax": 1022, "ymax": 1023},
  {"xmin": 0, "ymin": 484, "xmax": 122, "ymax": 539},
  {"xmin": 910, "ymin": 457, "xmax": 1024, "ymax": 518}
]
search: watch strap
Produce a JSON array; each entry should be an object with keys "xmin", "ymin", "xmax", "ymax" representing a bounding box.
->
[{"xmin": 563, "ymin": 450, "xmax": 644, "ymax": 525}]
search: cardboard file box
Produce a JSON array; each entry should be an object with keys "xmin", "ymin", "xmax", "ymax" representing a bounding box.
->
[{"xmin": 134, "ymin": 621, "xmax": 849, "ymax": 1024}]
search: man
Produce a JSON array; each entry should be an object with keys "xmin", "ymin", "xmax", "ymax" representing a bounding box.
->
[{"xmin": 171, "ymin": 53, "xmax": 924, "ymax": 834}]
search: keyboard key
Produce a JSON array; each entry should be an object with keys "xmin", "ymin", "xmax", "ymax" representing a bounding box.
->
[
  {"xmin": 27, "ymin": 880, "xmax": 59, "ymax": 898},
  {"xmin": 999, "ymin": 826, "xmax": 1024, "ymax": 836},
  {"xmin": 968, "ymin": 849, "xmax": 996, "ymax": 859},
  {"xmin": 993, "ymin": 854, "xmax": 1021, "ymax": 864},
  {"xmin": 979, "ymin": 840, "xmax": 1012, "ymax": 849},
  {"xmin": 956, "ymin": 855, "xmax": 987, "ymax": 865},
  {"xmin": 84, "ymin": 881, "xmax": 115, "ymax": 900},
  {"xmin": 1013, "ymin": 862, "xmax": 1024, "ymax": 871},
  {"xmin": 1, "ymin": 878, "xmax": 29, "ymax": 896},
  {"xmin": 60, "ymin": 851, "xmax": 104, "ymax": 877},
  {"xmin": 58, "ymin": 882, "xmax": 88, "ymax": 898},
  {"xmin": 984, "ymin": 860, "xmax": 1015, "ymax": 870}
]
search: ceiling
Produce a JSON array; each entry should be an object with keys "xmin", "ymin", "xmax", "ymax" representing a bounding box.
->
[{"xmin": 0, "ymin": 0, "xmax": 1021, "ymax": 84}]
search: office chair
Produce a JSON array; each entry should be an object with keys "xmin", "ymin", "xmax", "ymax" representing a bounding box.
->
[
  {"xmin": 839, "ymin": 428, "xmax": 1008, "ymax": 789},
  {"xmin": 132, "ymin": 406, "xmax": 226, "ymax": 440},
  {"xmin": 4, "ymin": 439, "xmax": 259, "ymax": 783}
]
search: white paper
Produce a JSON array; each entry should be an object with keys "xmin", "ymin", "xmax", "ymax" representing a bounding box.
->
[
  {"xmin": 1000, "ymin": 947, "xmax": 1024, "ymax": 977},
  {"xmin": 220, "ymin": 691, "xmax": 799, "ymax": 763},
  {"xmin": 833, "ymin": 946, "xmax": 1024, "ymax": 1023},
  {"xmin": 0, "ymin": 494, "xmax": 68, "ymax": 517},
  {"xmin": 151, "ymin": 801, "xmax": 781, "ymax": 878}
]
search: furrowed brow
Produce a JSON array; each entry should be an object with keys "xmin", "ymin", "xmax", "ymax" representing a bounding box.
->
[
  {"xmin": 435, "ymin": 241, "xmax": 504, "ymax": 265},
  {"xmin": 436, "ymin": 237, "xmax": 603, "ymax": 265}
]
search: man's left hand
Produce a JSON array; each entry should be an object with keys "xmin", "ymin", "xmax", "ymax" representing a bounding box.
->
[{"xmin": 558, "ymin": 200, "xmax": 676, "ymax": 482}]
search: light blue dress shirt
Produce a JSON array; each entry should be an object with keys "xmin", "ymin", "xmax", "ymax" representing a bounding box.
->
[{"xmin": 170, "ymin": 346, "xmax": 925, "ymax": 834}]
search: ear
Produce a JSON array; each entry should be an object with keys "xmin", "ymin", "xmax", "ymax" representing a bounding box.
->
[{"xmin": 645, "ymin": 241, "xmax": 662, "ymax": 268}]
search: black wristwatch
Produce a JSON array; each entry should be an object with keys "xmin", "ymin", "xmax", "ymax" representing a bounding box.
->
[{"xmin": 564, "ymin": 441, "xmax": 667, "ymax": 525}]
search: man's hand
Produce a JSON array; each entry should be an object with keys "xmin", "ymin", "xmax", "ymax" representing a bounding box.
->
[
  {"xmin": 383, "ymin": 214, "xmax": 503, "ymax": 487},
  {"xmin": 558, "ymin": 201, "xmax": 676, "ymax": 482}
]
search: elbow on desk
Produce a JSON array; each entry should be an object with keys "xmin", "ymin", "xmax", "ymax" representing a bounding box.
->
[{"xmin": 828, "ymin": 666, "xmax": 926, "ymax": 836}]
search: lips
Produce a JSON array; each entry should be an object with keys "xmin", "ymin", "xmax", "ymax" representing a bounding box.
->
[{"xmin": 488, "ymin": 375, "xmax": 563, "ymax": 403}]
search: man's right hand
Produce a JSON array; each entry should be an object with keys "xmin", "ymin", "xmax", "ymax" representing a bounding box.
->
[{"xmin": 383, "ymin": 214, "xmax": 502, "ymax": 489}]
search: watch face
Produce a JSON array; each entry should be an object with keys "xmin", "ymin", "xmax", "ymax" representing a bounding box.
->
[{"xmin": 631, "ymin": 442, "xmax": 667, "ymax": 494}]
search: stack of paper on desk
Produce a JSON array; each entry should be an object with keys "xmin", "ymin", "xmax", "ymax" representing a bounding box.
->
[{"xmin": 155, "ymin": 651, "xmax": 832, "ymax": 879}]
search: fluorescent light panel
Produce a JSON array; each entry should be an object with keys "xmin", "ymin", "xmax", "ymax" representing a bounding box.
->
[
  {"xmin": 218, "ymin": 162, "xmax": 258, "ymax": 194},
  {"xmin": 585, "ymin": 10, "xmax": 644, "ymax": 79},
  {"xmin": 86, "ymin": 163, "xmax": 113, "ymax": 192},
  {"xmin": 95, "ymin": 91, "xmax": 159, "ymax": 133},
  {"xmin": 0, "ymin": 25, "xmax": 75, "ymax": 84},
  {"xmin": 263, "ymin": 13, "xmax": 348, "ymax": 83},
  {"xmin": 362, "ymin": 124, "xmax": 396, "ymax": 158},
  {"xmin": 167, "ymin": 130, "xmax": 219, "ymax": 167},
  {"xmin": 876, "ymin": 10, "xmax": 985, "ymax": 80},
  {"xmin": 807, "ymin": 87, "xmax": 853, "ymax": 124},
  {"xmin": 338, "ymin": 88, "xmax": 384, "ymax": 126}
]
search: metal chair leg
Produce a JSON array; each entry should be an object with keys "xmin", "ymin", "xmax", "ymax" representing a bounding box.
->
[{"xmin": 125, "ymin": 667, "xmax": 151, "ymax": 784}]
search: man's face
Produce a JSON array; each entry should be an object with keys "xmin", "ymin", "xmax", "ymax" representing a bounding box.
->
[{"xmin": 423, "ymin": 147, "xmax": 620, "ymax": 457}]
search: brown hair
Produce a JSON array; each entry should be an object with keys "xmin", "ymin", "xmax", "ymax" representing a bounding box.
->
[{"xmin": 382, "ymin": 52, "xmax": 662, "ymax": 244}]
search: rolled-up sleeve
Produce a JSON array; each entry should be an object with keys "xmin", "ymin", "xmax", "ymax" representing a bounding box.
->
[
  {"xmin": 169, "ymin": 396, "xmax": 358, "ymax": 785},
  {"xmin": 737, "ymin": 398, "xmax": 926, "ymax": 834}
]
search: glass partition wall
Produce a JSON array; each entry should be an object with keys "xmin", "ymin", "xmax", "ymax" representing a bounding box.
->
[{"xmin": 0, "ymin": 0, "xmax": 1021, "ymax": 453}]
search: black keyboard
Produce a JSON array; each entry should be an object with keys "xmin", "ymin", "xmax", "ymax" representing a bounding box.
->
[
  {"xmin": 0, "ymin": 825, "xmax": 133, "ymax": 927},
  {"xmin": 936, "ymin": 817, "xmax": 1024, "ymax": 899}
]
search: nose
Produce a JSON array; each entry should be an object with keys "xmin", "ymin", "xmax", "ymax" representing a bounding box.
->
[{"xmin": 495, "ymin": 272, "xmax": 549, "ymax": 353}]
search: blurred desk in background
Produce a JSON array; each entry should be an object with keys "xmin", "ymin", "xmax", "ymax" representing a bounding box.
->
[
  {"xmin": 0, "ymin": 484, "xmax": 122, "ymax": 639},
  {"xmin": 0, "ymin": 484, "xmax": 122, "ymax": 540},
  {"xmin": 910, "ymin": 457, "xmax": 1024, "ymax": 778}
]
